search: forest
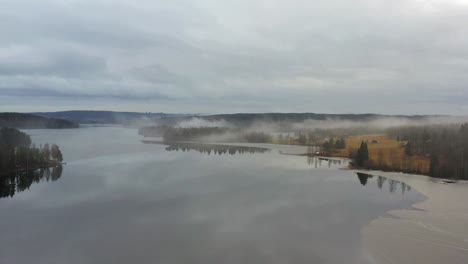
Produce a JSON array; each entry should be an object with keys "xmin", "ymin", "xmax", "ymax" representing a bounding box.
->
[
  {"xmin": 386, "ymin": 123, "xmax": 468, "ymax": 180},
  {"xmin": 0, "ymin": 127, "xmax": 63, "ymax": 175},
  {"xmin": 0, "ymin": 113, "xmax": 79, "ymax": 129},
  {"xmin": 334, "ymin": 123, "xmax": 468, "ymax": 180},
  {"xmin": 139, "ymin": 126, "xmax": 273, "ymax": 143}
]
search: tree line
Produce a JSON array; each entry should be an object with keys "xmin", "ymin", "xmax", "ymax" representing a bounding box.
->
[
  {"xmin": 162, "ymin": 127, "xmax": 229, "ymax": 142},
  {"xmin": 139, "ymin": 125, "xmax": 274, "ymax": 144},
  {"xmin": 322, "ymin": 137, "xmax": 347, "ymax": 152},
  {"xmin": 0, "ymin": 112, "xmax": 79, "ymax": 129},
  {"xmin": 387, "ymin": 123, "xmax": 468, "ymax": 179},
  {"xmin": 0, "ymin": 127, "xmax": 63, "ymax": 175}
]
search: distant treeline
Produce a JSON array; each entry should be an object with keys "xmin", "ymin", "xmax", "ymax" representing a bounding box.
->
[
  {"xmin": 138, "ymin": 125, "xmax": 172, "ymax": 137},
  {"xmin": 322, "ymin": 138, "xmax": 346, "ymax": 152},
  {"xmin": 139, "ymin": 125, "xmax": 351, "ymax": 146},
  {"xmin": 33, "ymin": 110, "xmax": 186, "ymax": 125},
  {"xmin": 139, "ymin": 126, "xmax": 273, "ymax": 143},
  {"xmin": 242, "ymin": 132, "xmax": 272, "ymax": 143},
  {"xmin": 0, "ymin": 127, "xmax": 63, "ymax": 175},
  {"xmin": 387, "ymin": 123, "xmax": 468, "ymax": 180},
  {"xmin": 159, "ymin": 113, "xmax": 435, "ymax": 127},
  {"xmin": 0, "ymin": 113, "xmax": 78, "ymax": 129},
  {"xmin": 162, "ymin": 127, "xmax": 230, "ymax": 141}
]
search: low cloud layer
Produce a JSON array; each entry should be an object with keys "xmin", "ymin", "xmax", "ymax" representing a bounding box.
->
[
  {"xmin": 162, "ymin": 115, "xmax": 468, "ymax": 133},
  {"xmin": 1, "ymin": 0, "xmax": 468, "ymax": 114}
]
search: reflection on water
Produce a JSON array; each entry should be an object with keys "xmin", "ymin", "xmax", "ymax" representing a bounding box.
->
[
  {"xmin": 357, "ymin": 172, "xmax": 412, "ymax": 195},
  {"xmin": 357, "ymin": 172, "xmax": 374, "ymax": 186},
  {"xmin": 0, "ymin": 127, "xmax": 426, "ymax": 264},
  {"xmin": 0, "ymin": 166, "xmax": 63, "ymax": 198},
  {"xmin": 307, "ymin": 156, "xmax": 348, "ymax": 168},
  {"xmin": 143, "ymin": 141, "xmax": 270, "ymax": 155}
]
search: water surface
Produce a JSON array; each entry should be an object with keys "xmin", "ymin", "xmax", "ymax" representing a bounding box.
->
[{"xmin": 0, "ymin": 126, "xmax": 424, "ymax": 264}]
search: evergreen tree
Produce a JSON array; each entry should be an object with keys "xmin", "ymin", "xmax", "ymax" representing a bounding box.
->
[
  {"xmin": 356, "ymin": 141, "xmax": 369, "ymax": 167},
  {"xmin": 334, "ymin": 138, "xmax": 346, "ymax": 149},
  {"xmin": 42, "ymin": 143, "xmax": 50, "ymax": 162},
  {"xmin": 51, "ymin": 144, "xmax": 63, "ymax": 162},
  {"xmin": 323, "ymin": 139, "xmax": 332, "ymax": 152}
]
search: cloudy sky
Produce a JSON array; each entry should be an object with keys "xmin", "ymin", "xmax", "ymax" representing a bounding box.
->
[{"xmin": 1, "ymin": 0, "xmax": 468, "ymax": 114}]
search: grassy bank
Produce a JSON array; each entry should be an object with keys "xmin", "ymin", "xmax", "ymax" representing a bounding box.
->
[{"xmin": 332, "ymin": 134, "xmax": 430, "ymax": 175}]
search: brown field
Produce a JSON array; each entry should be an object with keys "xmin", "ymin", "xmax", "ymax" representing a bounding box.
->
[
  {"xmin": 334, "ymin": 134, "xmax": 430, "ymax": 174},
  {"xmin": 271, "ymin": 137, "xmax": 300, "ymax": 145}
]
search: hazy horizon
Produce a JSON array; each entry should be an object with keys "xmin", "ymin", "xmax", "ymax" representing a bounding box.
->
[{"xmin": 10, "ymin": 109, "xmax": 468, "ymax": 117}]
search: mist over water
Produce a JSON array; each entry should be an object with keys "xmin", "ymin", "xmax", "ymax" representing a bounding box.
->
[
  {"xmin": 140, "ymin": 116, "xmax": 468, "ymax": 144},
  {"xmin": 168, "ymin": 116, "xmax": 468, "ymax": 129},
  {"xmin": 0, "ymin": 126, "xmax": 425, "ymax": 264}
]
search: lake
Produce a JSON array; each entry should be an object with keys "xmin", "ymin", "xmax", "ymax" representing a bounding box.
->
[{"xmin": 0, "ymin": 126, "xmax": 425, "ymax": 264}]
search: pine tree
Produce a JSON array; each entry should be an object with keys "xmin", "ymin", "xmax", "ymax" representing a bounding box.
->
[
  {"xmin": 51, "ymin": 144, "xmax": 63, "ymax": 162},
  {"xmin": 356, "ymin": 141, "xmax": 369, "ymax": 167},
  {"xmin": 334, "ymin": 138, "xmax": 346, "ymax": 149}
]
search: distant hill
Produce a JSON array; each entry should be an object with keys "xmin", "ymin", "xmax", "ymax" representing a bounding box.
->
[
  {"xmin": 29, "ymin": 111, "xmax": 457, "ymax": 127},
  {"xmin": 0, "ymin": 113, "xmax": 79, "ymax": 129},
  {"xmin": 32, "ymin": 110, "xmax": 190, "ymax": 124}
]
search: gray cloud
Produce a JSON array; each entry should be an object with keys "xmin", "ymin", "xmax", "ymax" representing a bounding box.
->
[
  {"xmin": 0, "ymin": 87, "xmax": 171, "ymax": 101},
  {"xmin": 1, "ymin": 0, "xmax": 468, "ymax": 114},
  {"xmin": 0, "ymin": 50, "xmax": 106, "ymax": 77}
]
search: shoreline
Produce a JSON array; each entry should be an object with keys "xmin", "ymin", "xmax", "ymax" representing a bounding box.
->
[
  {"xmin": 358, "ymin": 170, "xmax": 468, "ymax": 263},
  {"xmin": 142, "ymin": 137, "xmax": 468, "ymax": 262}
]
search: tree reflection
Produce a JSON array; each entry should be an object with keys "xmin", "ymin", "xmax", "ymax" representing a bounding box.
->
[
  {"xmin": 356, "ymin": 173, "xmax": 413, "ymax": 195},
  {"xmin": 317, "ymin": 157, "xmax": 343, "ymax": 166},
  {"xmin": 377, "ymin": 176, "xmax": 386, "ymax": 190},
  {"xmin": 307, "ymin": 157, "xmax": 345, "ymax": 168},
  {"xmin": 357, "ymin": 172, "xmax": 374, "ymax": 186},
  {"xmin": 0, "ymin": 165, "xmax": 63, "ymax": 198},
  {"xmin": 401, "ymin": 182, "xmax": 407, "ymax": 195},
  {"xmin": 388, "ymin": 179, "xmax": 397, "ymax": 193},
  {"xmin": 143, "ymin": 141, "xmax": 270, "ymax": 155}
]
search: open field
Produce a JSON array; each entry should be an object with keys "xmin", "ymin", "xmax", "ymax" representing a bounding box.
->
[
  {"xmin": 271, "ymin": 137, "xmax": 300, "ymax": 145},
  {"xmin": 334, "ymin": 134, "xmax": 431, "ymax": 175}
]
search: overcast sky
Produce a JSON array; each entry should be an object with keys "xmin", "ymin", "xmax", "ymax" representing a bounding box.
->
[{"xmin": 1, "ymin": 0, "xmax": 468, "ymax": 114}]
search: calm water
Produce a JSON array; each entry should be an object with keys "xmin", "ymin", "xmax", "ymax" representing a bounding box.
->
[{"xmin": 0, "ymin": 126, "xmax": 424, "ymax": 264}]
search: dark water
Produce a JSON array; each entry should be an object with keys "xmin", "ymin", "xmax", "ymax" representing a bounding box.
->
[{"xmin": 0, "ymin": 126, "xmax": 424, "ymax": 264}]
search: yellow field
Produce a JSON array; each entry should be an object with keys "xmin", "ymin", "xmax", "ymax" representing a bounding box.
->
[
  {"xmin": 334, "ymin": 134, "xmax": 430, "ymax": 174},
  {"xmin": 271, "ymin": 138, "xmax": 299, "ymax": 145}
]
